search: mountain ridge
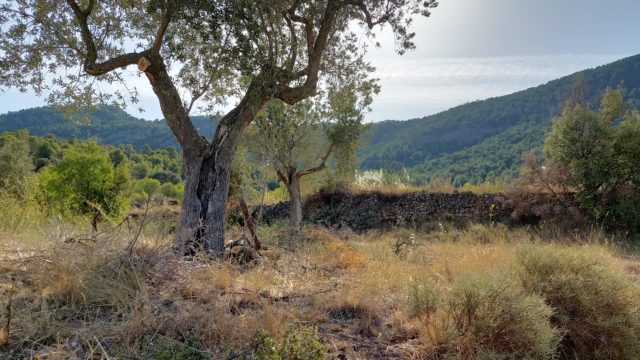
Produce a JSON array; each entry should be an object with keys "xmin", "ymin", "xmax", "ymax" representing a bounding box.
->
[
  {"xmin": 359, "ymin": 53, "xmax": 640, "ymax": 184},
  {"xmin": 1, "ymin": 54, "xmax": 639, "ymax": 184}
]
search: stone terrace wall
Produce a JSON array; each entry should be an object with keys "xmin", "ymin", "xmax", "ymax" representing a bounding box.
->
[
  {"xmin": 262, "ymin": 188, "xmax": 582, "ymax": 231},
  {"xmin": 257, "ymin": 190, "xmax": 577, "ymax": 231}
]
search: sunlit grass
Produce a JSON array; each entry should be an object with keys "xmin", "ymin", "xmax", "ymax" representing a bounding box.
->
[{"xmin": 0, "ymin": 207, "xmax": 638, "ymax": 358}]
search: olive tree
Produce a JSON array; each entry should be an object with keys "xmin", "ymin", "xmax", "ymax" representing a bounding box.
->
[
  {"xmin": 0, "ymin": 0, "xmax": 438, "ymax": 254},
  {"xmin": 247, "ymin": 81, "xmax": 371, "ymax": 237}
]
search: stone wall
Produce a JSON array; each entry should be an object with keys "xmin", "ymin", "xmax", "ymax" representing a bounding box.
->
[{"xmin": 257, "ymin": 189, "xmax": 580, "ymax": 231}]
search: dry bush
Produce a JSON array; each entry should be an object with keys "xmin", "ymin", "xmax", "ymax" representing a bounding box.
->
[
  {"xmin": 421, "ymin": 178, "xmax": 456, "ymax": 193},
  {"xmin": 317, "ymin": 290, "xmax": 382, "ymax": 337},
  {"xmin": 1, "ymin": 214, "xmax": 639, "ymax": 358},
  {"xmin": 460, "ymin": 181, "xmax": 506, "ymax": 194},
  {"xmin": 514, "ymin": 151, "xmax": 571, "ymax": 197},
  {"xmin": 517, "ymin": 245, "xmax": 640, "ymax": 359},
  {"xmin": 0, "ymin": 235, "xmax": 167, "ymax": 357},
  {"xmin": 298, "ymin": 225, "xmax": 368, "ymax": 271},
  {"xmin": 508, "ymin": 192, "xmax": 586, "ymax": 233},
  {"xmin": 407, "ymin": 275, "xmax": 561, "ymax": 359},
  {"xmin": 323, "ymin": 241, "xmax": 367, "ymax": 271}
]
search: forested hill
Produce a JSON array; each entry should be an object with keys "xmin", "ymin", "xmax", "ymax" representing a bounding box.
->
[
  {"xmin": 359, "ymin": 54, "xmax": 640, "ymax": 185},
  {"xmin": 1, "ymin": 54, "xmax": 639, "ymax": 184},
  {"xmin": 0, "ymin": 106, "xmax": 217, "ymax": 150}
]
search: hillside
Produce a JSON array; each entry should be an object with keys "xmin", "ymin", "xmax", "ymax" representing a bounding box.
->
[
  {"xmin": 360, "ymin": 54, "xmax": 640, "ymax": 185},
  {"xmin": 0, "ymin": 106, "xmax": 217, "ymax": 150},
  {"xmin": 1, "ymin": 54, "xmax": 639, "ymax": 183}
]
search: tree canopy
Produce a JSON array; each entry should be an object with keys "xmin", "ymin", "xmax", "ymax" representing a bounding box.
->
[
  {"xmin": 543, "ymin": 87, "xmax": 640, "ymax": 230},
  {"xmin": 39, "ymin": 142, "xmax": 130, "ymax": 229},
  {"xmin": 0, "ymin": 0, "xmax": 438, "ymax": 253}
]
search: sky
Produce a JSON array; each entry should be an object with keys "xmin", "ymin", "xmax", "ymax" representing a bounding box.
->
[{"xmin": 1, "ymin": 0, "xmax": 640, "ymax": 122}]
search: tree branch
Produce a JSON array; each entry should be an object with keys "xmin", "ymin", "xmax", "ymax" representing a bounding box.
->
[
  {"xmin": 346, "ymin": 0, "xmax": 392, "ymax": 28},
  {"xmin": 276, "ymin": 0, "xmax": 343, "ymax": 105},
  {"xmin": 151, "ymin": 7, "xmax": 173, "ymax": 55},
  {"xmin": 276, "ymin": 168, "xmax": 288, "ymax": 184},
  {"xmin": 298, "ymin": 143, "xmax": 334, "ymax": 178},
  {"xmin": 65, "ymin": 0, "xmax": 148, "ymax": 75}
]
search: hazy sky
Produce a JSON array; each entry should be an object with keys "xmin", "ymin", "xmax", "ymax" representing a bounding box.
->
[{"xmin": 1, "ymin": 0, "xmax": 640, "ymax": 122}]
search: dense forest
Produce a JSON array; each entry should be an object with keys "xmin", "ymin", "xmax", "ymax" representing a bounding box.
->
[{"xmin": 0, "ymin": 107, "xmax": 217, "ymax": 150}]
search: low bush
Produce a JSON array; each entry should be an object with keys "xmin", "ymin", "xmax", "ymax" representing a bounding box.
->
[
  {"xmin": 150, "ymin": 335, "xmax": 206, "ymax": 360},
  {"xmin": 517, "ymin": 246, "xmax": 640, "ymax": 359},
  {"xmin": 250, "ymin": 324, "xmax": 326, "ymax": 360},
  {"xmin": 407, "ymin": 275, "xmax": 561, "ymax": 359}
]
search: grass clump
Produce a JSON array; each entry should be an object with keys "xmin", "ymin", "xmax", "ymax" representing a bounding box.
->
[
  {"xmin": 150, "ymin": 335, "xmax": 207, "ymax": 360},
  {"xmin": 517, "ymin": 245, "xmax": 640, "ymax": 359},
  {"xmin": 250, "ymin": 323, "xmax": 326, "ymax": 360},
  {"xmin": 408, "ymin": 275, "xmax": 561, "ymax": 359}
]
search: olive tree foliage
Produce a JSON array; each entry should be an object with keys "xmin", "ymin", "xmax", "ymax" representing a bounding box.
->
[
  {"xmin": 0, "ymin": 0, "xmax": 438, "ymax": 254},
  {"xmin": 543, "ymin": 87, "xmax": 640, "ymax": 230},
  {"xmin": 246, "ymin": 79, "xmax": 374, "ymax": 237}
]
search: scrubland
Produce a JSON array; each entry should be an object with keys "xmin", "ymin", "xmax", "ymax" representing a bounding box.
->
[{"xmin": 1, "ymin": 195, "xmax": 639, "ymax": 360}]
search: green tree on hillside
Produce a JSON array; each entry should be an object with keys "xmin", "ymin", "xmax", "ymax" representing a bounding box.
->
[
  {"xmin": 0, "ymin": 131, "xmax": 36, "ymax": 200},
  {"xmin": 40, "ymin": 143, "xmax": 130, "ymax": 230},
  {"xmin": 544, "ymin": 87, "xmax": 640, "ymax": 229}
]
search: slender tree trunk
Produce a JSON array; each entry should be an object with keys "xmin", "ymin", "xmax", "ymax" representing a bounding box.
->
[
  {"xmin": 239, "ymin": 193, "xmax": 261, "ymax": 250},
  {"xmin": 287, "ymin": 174, "xmax": 303, "ymax": 235},
  {"xmin": 91, "ymin": 212, "xmax": 99, "ymax": 232}
]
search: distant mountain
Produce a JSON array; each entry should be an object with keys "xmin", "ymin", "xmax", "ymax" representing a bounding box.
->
[
  {"xmin": 2, "ymin": 54, "xmax": 639, "ymax": 184},
  {"xmin": 0, "ymin": 106, "xmax": 217, "ymax": 150},
  {"xmin": 359, "ymin": 54, "xmax": 640, "ymax": 185}
]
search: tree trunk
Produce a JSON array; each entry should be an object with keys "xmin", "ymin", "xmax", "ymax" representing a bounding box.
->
[
  {"xmin": 287, "ymin": 174, "xmax": 303, "ymax": 235},
  {"xmin": 144, "ymin": 55, "xmax": 269, "ymax": 255},
  {"xmin": 176, "ymin": 130, "xmax": 238, "ymax": 255},
  {"xmin": 239, "ymin": 193, "xmax": 262, "ymax": 250}
]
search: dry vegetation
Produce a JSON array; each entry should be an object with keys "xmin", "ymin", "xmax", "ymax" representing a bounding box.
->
[{"xmin": 1, "ymin": 201, "xmax": 640, "ymax": 359}]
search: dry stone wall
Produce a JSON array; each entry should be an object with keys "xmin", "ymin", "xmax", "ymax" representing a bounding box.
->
[{"xmin": 258, "ymin": 189, "xmax": 579, "ymax": 231}]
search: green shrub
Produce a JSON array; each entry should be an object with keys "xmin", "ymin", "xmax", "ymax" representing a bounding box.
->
[
  {"xmin": 407, "ymin": 279, "xmax": 440, "ymax": 322},
  {"xmin": 407, "ymin": 275, "xmax": 561, "ymax": 359},
  {"xmin": 0, "ymin": 131, "xmax": 36, "ymax": 200},
  {"xmin": 447, "ymin": 275, "xmax": 560, "ymax": 359},
  {"xmin": 251, "ymin": 324, "xmax": 326, "ymax": 360},
  {"xmin": 517, "ymin": 246, "xmax": 640, "ymax": 359},
  {"xmin": 39, "ymin": 142, "xmax": 130, "ymax": 229},
  {"xmin": 158, "ymin": 182, "xmax": 179, "ymax": 199},
  {"xmin": 543, "ymin": 87, "xmax": 640, "ymax": 231}
]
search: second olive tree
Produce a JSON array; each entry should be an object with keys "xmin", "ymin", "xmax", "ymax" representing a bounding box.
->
[{"xmin": 247, "ymin": 83, "xmax": 372, "ymax": 240}]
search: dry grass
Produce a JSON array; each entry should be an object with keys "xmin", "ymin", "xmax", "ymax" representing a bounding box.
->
[{"xmin": 0, "ymin": 214, "xmax": 638, "ymax": 358}]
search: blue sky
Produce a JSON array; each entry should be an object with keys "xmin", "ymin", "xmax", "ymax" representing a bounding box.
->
[{"xmin": 1, "ymin": 0, "xmax": 639, "ymax": 122}]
